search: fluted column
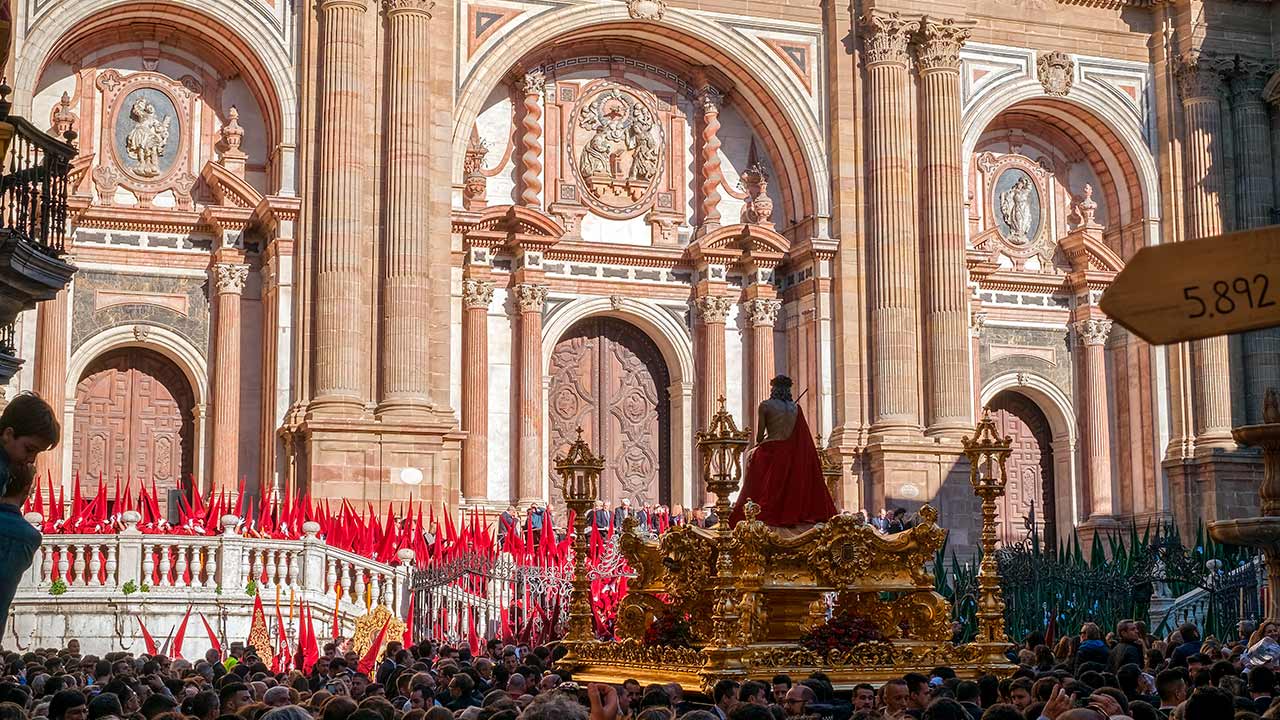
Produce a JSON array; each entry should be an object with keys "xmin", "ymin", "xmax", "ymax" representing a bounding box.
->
[
  {"xmin": 744, "ymin": 298, "xmax": 781, "ymax": 415},
  {"xmin": 461, "ymin": 279, "xmax": 494, "ymax": 502},
  {"xmin": 212, "ymin": 263, "xmax": 250, "ymax": 492},
  {"xmin": 1231, "ymin": 59, "xmax": 1280, "ymax": 422},
  {"xmin": 514, "ymin": 283, "xmax": 548, "ymax": 506},
  {"xmin": 695, "ymin": 295, "xmax": 733, "ymax": 428},
  {"xmin": 518, "ymin": 69, "xmax": 545, "ymax": 208},
  {"xmin": 378, "ymin": 0, "xmax": 434, "ymax": 417},
  {"xmin": 915, "ymin": 16, "xmax": 973, "ymax": 436},
  {"xmin": 1176, "ymin": 54, "xmax": 1234, "ymax": 449},
  {"xmin": 1076, "ymin": 318, "xmax": 1115, "ymax": 517},
  {"xmin": 698, "ymin": 85, "xmax": 724, "ymax": 229},
  {"xmin": 33, "ymin": 288, "xmax": 68, "ymax": 485},
  {"xmin": 863, "ymin": 11, "xmax": 921, "ymax": 434},
  {"xmin": 312, "ymin": 0, "xmax": 372, "ymax": 414}
]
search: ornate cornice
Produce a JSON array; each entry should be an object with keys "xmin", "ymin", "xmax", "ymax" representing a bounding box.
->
[
  {"xmin": 462, "ymin": 278, "xmax": 495, "ymax": 309},
  {"xmin": 861, "ymin": 11, "xmax": 914, "ymax": 68},
  {"xmin": 513, "ymin": 283, "xmax": 548, "ymax": 313},
  {"xmin": 913, "ymin": 16, "xmax": 970, "ymax": 73},
  {"xmin": 743, "ymin": 298, "xmax": 782, "ymax": 328},
  {"xmin": 694, "ymin": 295, "xmax": 734, "ymax": 324},
  {"xmin": 382, "ymin": 0, "xmax": 434, "ymax": 16},
  {"xmin": 1073, "ymin": 317, "xmax": 1112, "ymax": 346},
  {"xmin": 214, "ymin": 263, "xmax": 250, "ymax": 295}
]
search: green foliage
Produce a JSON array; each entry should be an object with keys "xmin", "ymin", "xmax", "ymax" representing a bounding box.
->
[
  {"xmin": 49, "ymin": 579, "xmax": 67, "ymax": 596},
  {"xmin": 246, "ymin": 579, "xmax": 258, "ymax": 597},
  {"xmin": 122, "ymin": 580, "xmax": 138, "ymax": 595}
]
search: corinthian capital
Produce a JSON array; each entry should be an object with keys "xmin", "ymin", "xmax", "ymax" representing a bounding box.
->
[
  {"xmin": 1230, "ymin": 56, "xmax": 1275, "ymax": 102},
  {"xmin": 1174, "ymin": 52, "xmax": 1229, "ymax": 102},
  {"xmin": 513, "ymin": 283, "xmax": 548, "ymax": 313},
  {"xmin": 861, "ymin": 11, "xmax": 914, "ymax": 67},
  {"xmin": 214, "ymin": 263, "xmax": 250, "ymax": 295},
  {"xmin": 382, "ymin": 0, "xmax": 435, "ymax": 16},
  {"xmin": 744, "ymin": 298, "xmax": 782, "ymax": 328},
  {"xmin": 462, "ymin": 278, "xmax": 495, "ymax": 309},
  {"xmin": 519, "ymin": 69, "xmax": 546, "ymax": 96},
  {"xmin": 914, "ymin": 16, "xmax": 971, "ymax": 72},
  {"xmin": 319, "ymin": 0, "xmax": 369, "ymax": 11},
  {"xmin": 694, "ymin": 295, "xmax": 734, "ymax": 324},
  {"xmin": 698, "ymin": 85, "xmax": 723, "ymax": 115},
  {"xmin": 1073, "ymin": 317, "xmax": 1112, "ymax": 346}
]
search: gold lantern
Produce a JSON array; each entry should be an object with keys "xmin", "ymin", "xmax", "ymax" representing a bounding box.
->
[
  {"xmin": 554, "ymin": 427, "xmax": 604, "ymax": 645},
  {"xmin": 962, "ymin": 408, "xmax": 1012, "ymax": 662},
  {"xmin": 696, "ymin": 396, "xmax": 750, "ymax": 528}
]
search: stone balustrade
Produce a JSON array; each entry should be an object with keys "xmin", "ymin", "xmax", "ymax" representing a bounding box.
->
[{"xmin": 9, "ymin": 512, "xmax": 414, "ymax": 656}]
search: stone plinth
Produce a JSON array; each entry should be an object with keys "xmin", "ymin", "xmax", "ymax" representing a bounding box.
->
[
  {"xmin": 862, "ymin": 438, "xmax": 976, "ymax": 549},
  {"xmin": 1166, "ymin": 449, "xmax": 1263, "ymax": 540}
]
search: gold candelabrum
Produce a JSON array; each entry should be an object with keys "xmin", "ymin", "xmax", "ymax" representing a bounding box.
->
[
  {"xmin": 553, "ymin": 427, "xmax": 605, "ymax": 650},
  {"xmin": 696, "ymin": 396, "xmax": 751, "ymax": 527},
  {"xmin": 962, "ymin": 408, "xmax": 1013, "ymax": 664}
]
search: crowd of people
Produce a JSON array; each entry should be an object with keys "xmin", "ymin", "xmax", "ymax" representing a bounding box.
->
[{"xmin": 0, "ymin": 617, "xmax": 1272, "ymax": 720}]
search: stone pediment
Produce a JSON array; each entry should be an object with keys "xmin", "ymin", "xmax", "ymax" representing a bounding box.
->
[
  {"xmin": 199, "ymin": 160, "xmax": 263, "ymax": 209},
  {"xmin": 1058, "ymin": 228, "xmax": 1123, "ymax": 275},
  {"xmin": 465, "ymin": 204, "xmax": 566, "ymax": 249},
  {"xmin": 688, "ymin": 223, "xmax": 788, "ymax": 268}
]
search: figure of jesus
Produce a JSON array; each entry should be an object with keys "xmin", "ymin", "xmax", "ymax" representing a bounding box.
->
[{"xmin": 728, "ymin": 375, "xmax": 838, "ymax": 527}]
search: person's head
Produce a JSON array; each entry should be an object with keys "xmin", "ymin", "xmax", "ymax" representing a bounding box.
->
[
  {"xmin": 1184, "ymin": 686, "xmax": 1234, "ymax": 720},
  {"xmin": 219, "ymin": 684, "xmax": 251, "ymax": 716},
  {"xmin": 0, "ymin": 702, "xmax": 26, "ymax": 720},
  {"xmin": 261, "ymin": 688, "xmax": 290, "ymax": 709},
  {"xmin": 921, "ymin": 698, "xmax": 968, "ymax": 720},
  {"xmin": 319, "ymin": 697, "xmax": 357, "ymax": 720},
  {"xmin": 883, "ymin": 679, "xmax": 910, "ymax": 713},
  {"xmin": 1157, "ymin": 669, "xmax": 1187, "ymax": 705},
  {"xmin": 1179, "ymin": 623, "xmax": 1201, "ymax": 644},
  {"xmin": 0, "ymin": 460, "xmax": 36, "ymax": 504},
  {"xmin": 781, "ymin": 685, "xmax": 814, "ymax": 718},
  {"xmin": 621, "ymin": 679, "xmax": 642, "ymax": 707},
  {"xmin": 737, "ymin": 681, "xmax": 768, "ymax": 707},
  {"xmin": 1117, "ymin": 619, "xmax": 1140, "ymax": 642},
  {"xmin": 87, "ymin": 693, "xmax": 122, "ymax": 720},
  {"xmin": 520, "ymin": 693, "xmax": 588, "ymax": 720},
  {"xmin": 50, "ymin": 690, "xmax": 87, "ymax": 720},
  {"xmin": 713, "ymin": 680, "xmax": 739, "ymax": 711},
  {"xmin": 769, "ymin": 375, "xmax": 793, "ymax": 401},
  {"xmin": 141, "ymin": 693, "xmax": 179, "ymax": 720},
  {"xmin": 905, "ymin": 673, "xmax": 931, "ymax": 710},
  {"xmin": 349, "ymin": 674, "xmax": 369, "ymax": 699},
  {"xmin": 0, "ymin": 393, "xmax": 59, "ymax": 467},
  {"xmin": 1253, "ymin": 666, "xmax": 1276, "ymax": 697},
  {"xmin": 190, "ymin": 690, "xmax": 220, "ymax": 720},
  {"xmin": 770, "ymin": 675, "xmax": 791, "ymax": 705},
  {"xmin": 1008, "ymin": 677, "xmax": 1033, "ymax": 711},
  {"xmin": 853, "ymin": 683, "xmax": 875, "ymax": 711},
  {"xmin": 1080, "ymin": 623, "xmax": 1102, "ymax": 641},
  {"xmin": 448, "ymin": 673, "xmax": 473, "ymax": 700}
]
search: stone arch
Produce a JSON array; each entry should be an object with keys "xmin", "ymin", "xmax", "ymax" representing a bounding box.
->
[
  {"xmin": 980, "ymin": 371, "xmax": 1078, "ymax": 538},
  {"xmin": 542, "ymin": 296, "xmax": 696, "ymax": 507},
  {"xmin": 17, "ymin": 0, "xmax": 296, "ymax": 183},
  {"xmin": 453, "ymin": 4, "xmax": 829, "ymax": 225},
  {"xmin": 961, "ymin": 77, "xmax": 1160, "ymax": 245},
  {"xmin": 64, "ymin": 323, "xmax": 209, "ymax": 491}
]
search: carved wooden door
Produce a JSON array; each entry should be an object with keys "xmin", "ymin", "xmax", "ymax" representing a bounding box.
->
[
  {"xmin": 548, "ymin": 318, "xmax": 671, "ymax": 512},
  {"xmin": 989, "ymin": 392, "xmax": 1056, "ymax": 547},
  {"xmin": 73, "ymin": 347, "xmax": 194, "ymax": 513}
]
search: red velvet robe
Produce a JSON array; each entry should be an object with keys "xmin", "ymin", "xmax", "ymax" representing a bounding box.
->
[{"xmin": 728, "ymin": 407, "xmax": 838, "ymax": 527}]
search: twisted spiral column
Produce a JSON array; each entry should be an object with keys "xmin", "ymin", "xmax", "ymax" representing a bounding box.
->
[
  {"xmin": 518, "ymin": 70, "xmax": 545, "ymax": 208},
  {"xmin": 699, "ymin": 86, "xmax": 724, "ymax": 228}
]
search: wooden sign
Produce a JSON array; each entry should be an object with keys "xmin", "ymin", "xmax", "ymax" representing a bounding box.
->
[{"xmin": 1100, "ymin": 226, "xmax": 1280, "ymax": 345}]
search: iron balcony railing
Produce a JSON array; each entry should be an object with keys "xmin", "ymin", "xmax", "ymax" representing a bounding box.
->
[{"xmin": 0, "ymin": 85, "xmax": 75, "ymax": 256}]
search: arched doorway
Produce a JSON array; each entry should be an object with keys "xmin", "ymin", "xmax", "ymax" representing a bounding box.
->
[
  {"xmin": 72, "ymin": 347, "xmax": 195, "ymax": 514},
  {"xmin": 547, "ymin": 317, "xmax": 671, "ymax": 511},
  {"xmin": 987, "ymin": 390, "xmax": 1056, "ymax": 548}
]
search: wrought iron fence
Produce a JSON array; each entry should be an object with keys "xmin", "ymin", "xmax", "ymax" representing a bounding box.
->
[
  {"xmin": 0, "ymin": 90, "xmax": 75, "ymax": 256},
  {"xmin": 0, "ymin": 321, "xmax": 15, "ymax": 356}
]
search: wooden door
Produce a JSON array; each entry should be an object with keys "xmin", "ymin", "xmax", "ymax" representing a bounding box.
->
[
  {"xmin": 547, "ymin": 318, "xmax": 671, "ymax": 512},
  {"xmin": 73, "ymin": 347, "xmax": 194, "ymax": 513},
  {"xmin": 988, "ymin": 391, "xmax": 1056, "ymax": 548}
]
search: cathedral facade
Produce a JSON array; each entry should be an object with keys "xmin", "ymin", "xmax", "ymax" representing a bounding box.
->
[{"xmin": 9, "ymin": 0, "xmax": 1278, "ymax": 547}]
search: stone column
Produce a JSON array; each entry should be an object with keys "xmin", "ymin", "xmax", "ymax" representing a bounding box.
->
[
  {"xmin": 311, "ymin": 0, "xmax": 371, "ymax": 414},
  {"xmin": 1176, "ymin": 54, "xmax": 1234, "ymax": 449},
  {"xmin": 694, "ymin": 295, "xmax": 733, "ymax": 429},
  {"xmin": 461, "ymin": 278, "xmax": 494, "ymax": 502},
  {"xmin": 378, "ymin": 0, "xmax": 434, "ymax": 417},
  {"xmin": 211, "ymin": 263, "xmax": 250, "ymax": 492},
  {"xmin": 1231, "ymin": 59, "xmax": 1280, "ymax": 422},
  {"xmin": 744, "ymin": 298, "xmax": 781, "ymax": 416},
  {"xmin": 698, "ymin": 85, "xmax": 724, "ymax": 229},
  {"xmin": 517, "ymin": 69, "xmax": 545, "ymax": 208},
  {"xmin": 863, "ymin": 11, "xmax": 921, "ymax": 434},
  {"xmin": 514, "ymin": 283, "xmax": 548, "ymax": 506},
  {"xmin": 1075, "ymin": 317, "xmax": 1115, "ymax": 517},
  {"xmin": 915, "ymin": 16, "xmax": 973, "ymax": 436},
  {"xmin": 33, "ymin": 288, "xmax": 68, "ymax": 485}
]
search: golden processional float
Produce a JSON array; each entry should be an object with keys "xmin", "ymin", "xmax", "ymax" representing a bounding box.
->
[{"xmin": 555, "ymin": 399, "xmax": 1017, "ymax": 691}]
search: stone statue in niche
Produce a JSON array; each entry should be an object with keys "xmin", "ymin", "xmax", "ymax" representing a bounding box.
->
[
  {"xmin": 124, "ymin": 96, "xmax": 172, "ymax": 177},
  {"xmin": 999, "ymin": 173, "xmax": 1035, "ymax": 245}
]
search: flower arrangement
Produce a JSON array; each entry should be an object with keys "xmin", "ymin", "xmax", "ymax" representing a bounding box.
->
[
  {"xmin": 799, "ymin": 611, "xmax": 887, "ymax": 654},
  {"xmin": 645, "ymin": 608, "xmax": 694, "ymax": 648}
]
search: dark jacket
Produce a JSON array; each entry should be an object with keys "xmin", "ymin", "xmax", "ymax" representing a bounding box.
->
[
  {"xmin": 1108, "ymin": 640, "xmax": 1145, "ymax": 673},
  {"xmin": 1169, "ymin": 639, "xmax": 1203, "ymax": 667},
  {"xmin": 1076, "ymin": 639, "xmax": 1110, "ymax": 666},
  {"xmin": 0, "ymin": 502, "xmax": 40, "ymax": 638}
]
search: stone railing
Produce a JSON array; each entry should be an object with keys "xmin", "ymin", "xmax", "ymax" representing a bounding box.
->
[{"xmin": 9, "ymin": 512, "xmax": 414, "ymax": 656}]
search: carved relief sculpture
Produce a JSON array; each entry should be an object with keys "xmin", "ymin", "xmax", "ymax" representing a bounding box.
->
[
  {"xmin": 217, "ymin": 106, "xmax": 248, "ymax": 178},
  {"xmin": 49, "ymin": 91, "xmax": 78, "ymax": 141},
  {"xmin": 463, "ymin": 127, "xmax": 490, "ymax": 210},
  {"xmin": 626, "ymin": 0, "xmax": 666, "ymax": 20},
  {"xmin": 571, "ymin": 83, "xmax": 665, "ymax": 218},
  {"xmin": 124, "ymin": 96, "xmax": 172, "ymax": 177},
  {"xmin": 1036, "ymin": 51, "xmax": 1074, "ymax": 97},
  {"xmin": 973, "ymin": 152, "xmax": 1053, "ymax": 268},
  {"xmin": 96, "ymin": 69, "xmax": 195, "ymax": 204},
  {"xmin": 739, "ymin": 161, "xmax": 774, "ymax": 227},
  {"xmin": 998, "ymin": 175, "xmax": 1035, "ymax": 244}
]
